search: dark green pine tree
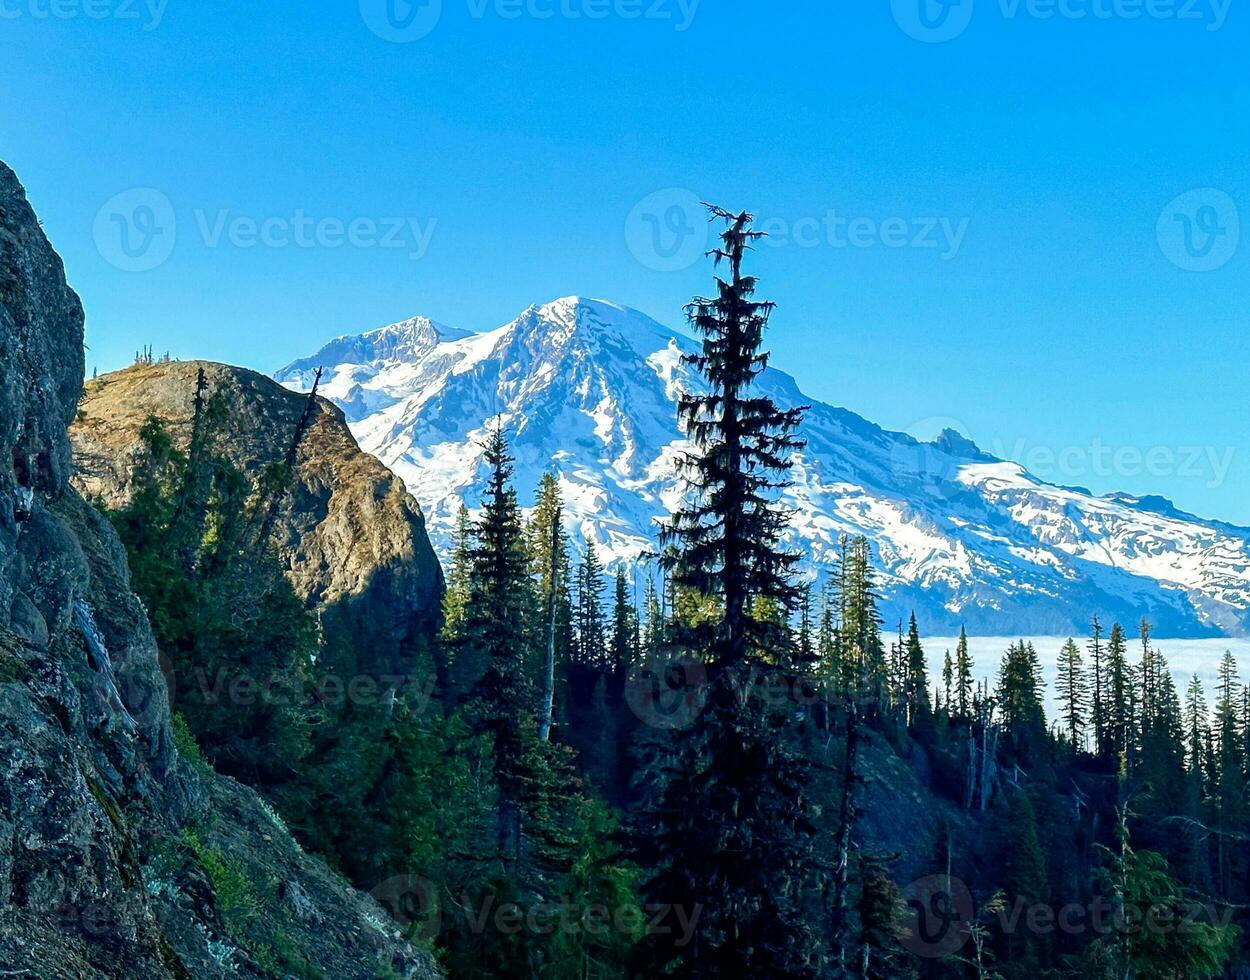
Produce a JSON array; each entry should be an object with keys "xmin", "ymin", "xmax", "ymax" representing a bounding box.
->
[
  {"xmin": 642, "ymin": 571, "xmax": 665, "ymax": 663},
  {"xmin": 659, "ymin": 205, "xmax": 808, "ymax": 666},
  {"xmin": 954, "ymin": 626, "xmax": 974, "ymax": 720},
  {"xmin": 997, "ymin": 641, "xmax": 1046, "ymax": 762},
  {"xmin": 1177, "ymin": 674, "xmax": 1214, "ymax": 893},
  {"xmin": 839, "ymin": 537, "xmax": 885, "ymax": 701},
  {"xmin": 941, "ymin": 648, "xmax": 954, "ymax": 716},
  {"xmin": 793, "ymin": 582, "xmax": 817, "ymax": 674},
  {"xmin": 1137, "ymin": 618, "xmax": 1157, "ymax": 738},
  {"xmin": 575, "ymin": 540, "xmax": 607, "ymax": 669},
  {"xmin": 1056, "ymin": 637, "xmax": 1087, "ymax": 750},
  {"xmin": 528, "ymin": 473, "xmax": 574, "ymax": 740},
  {"xmin": 1089, "ymin": 615, "xmax": 1108, "ymax": 758},
  {"xmin": 463, "ymin": 426, "xmax": 535, "ymax": 864},
  {"xmin": 610, "ymin": 566, "xmax": 637, "ymax": 676},
  {"xmin": 1136, "ymin": 652, "xmax": 1188, "ymax": 846},
  {"xmin": 1212, "ymin": 650, "xmax": 1244, "ymax": 900},
  {"xmin": 993, "ymin": 789, "xmax": 1051, "ymax": 972},
  {"xmin": 1105, "ymin": 622, "xmax": 1131, "ymax": 763},
  {"xmin": 645, "ymin": 206, "xmax": 826, "ymax": 979},
  {"xmin": 1185, "ymin": 674, "xmax": 1210, "ymax": 780},
  {"xmin": 440, "ymin": 504, "xmax": 474, "ymax": 695},
  {"xmin": 903, "ymin": 612, "xmax": 931, "ymax": 730},
  {"xmin": 816, "ymin": 578, "xmax": 840, "ymax": 688}
]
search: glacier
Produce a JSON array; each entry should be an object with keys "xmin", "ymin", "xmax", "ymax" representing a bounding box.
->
[{"xmin": 276, "ymin": 296, "xmax": 1250, "ymax": 638}]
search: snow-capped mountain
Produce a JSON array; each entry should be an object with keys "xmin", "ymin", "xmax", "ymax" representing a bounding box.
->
[{"xmin": 276, "ymin": 297, "xmax": 1250, "ymax": 637}]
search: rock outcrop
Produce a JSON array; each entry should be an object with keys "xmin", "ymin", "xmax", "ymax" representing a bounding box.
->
[
  {"xmin": 71, "ymin": 360, "xmax": 444, "ymax": 675},
  {"xmin": 0, "ymin": 161, "xmax": 440, "ymax": 978}
]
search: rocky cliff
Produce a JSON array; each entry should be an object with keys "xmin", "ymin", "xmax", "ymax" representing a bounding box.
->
[
  {"xmin": 0, "ymin": 161, "xmax": 440, "ymax": 978},
  {"xmin": 71, "ymin": 361, "xmax": 444, "ymax": 676}
]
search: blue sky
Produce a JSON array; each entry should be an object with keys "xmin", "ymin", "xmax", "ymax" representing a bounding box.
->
[{"xmin": 3, "ymin": 0, "xmax": 1248, "ymax": 521}]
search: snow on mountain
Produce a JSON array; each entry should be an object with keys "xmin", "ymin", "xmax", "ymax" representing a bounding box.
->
[{"xmin": 276, "ymin": 297, "xmax": 1250, "ymax": 637}]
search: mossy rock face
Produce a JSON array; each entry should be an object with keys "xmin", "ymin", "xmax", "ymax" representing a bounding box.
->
[
  {"xmin": 0, "ymin": 627, "xmax": 27, "ymax": 682},
  {"xmin": 0, "ymin": 160, "xmax": 443, "ymax": 979},
  {"xmin": 71, "ymin": 359, "xmax": 445, "ymax": 679}
]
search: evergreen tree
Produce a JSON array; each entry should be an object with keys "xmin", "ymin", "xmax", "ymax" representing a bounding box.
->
[
  {"xmin": 942, "ymin": 648, "xmax": 954, "ymax": 716},
  {"xmin": 1184, "ymin": 674, "xmax": 1209, "ymax": 777},
  {"xmin": 576, "ymin": 541, "xmax": 607, "ymax": 669},
  {"xmin": 839, "ymin": 537, "xmax": 885, "ymax": 700},
  {"xmin": 817, "ymin": 578, "xmax": 840, "ymax": 687},
  {"xmin": 610, "ymin": 566, "xmax": 637, "ymax": 675},
  {"xmin": 993, "ymin": 789, "xmax": 1050, "ymax": 972},
  {"xmin": 1083, "ymin": 818, "xmax": 1236, "ymax": 979},
  {"xmin": 996, "ymin": 641, "xmax": 1046, "ymax": 760},
  {"xmin": 1056, "ymin": 637, "xmax": 1087, "ymax": 750},
  {"xmin": 528, "ymin": 475, "xmax": 573, "ymax": 741},
  {"xmin": 954, "ymin": 626, "xmax": 974, "ymax": 720},
  {"xmin": 1212, "ymin": 650, "xmax": 1244, "ymax": 900},
  {"xmin": 1089, "ymin": 615, "xmax": 1107, "ymax": 757},
  {"xmin": 440, "ymin": 504, "xmax": 474, "ymax": 693},
  {"xmin": 463, "ymin": 426, "xmax": 535, "ymax": 863},
  {"xmin": 793, "ymin": 582, "xmax": 817, "ymax": 674},
  {"xmin": 642, "ymin": 572, "xmax": 665, "ymax": 663},
  {"xmin": 658, "ymin": 205, "xmax": 807, "ymax": 666},
  {"xmin": 904, "ymin": 612, "xmax": 931, "ymax": 729},
  {"xmin": 645, "ymin": 206, "xmax": 826, "ymax": 978},
  {"xmin": 1105, "ymin": 622, "xmax": 1131, "ymax": 762}
]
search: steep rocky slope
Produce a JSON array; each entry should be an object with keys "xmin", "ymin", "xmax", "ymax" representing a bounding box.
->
[
  {"xmin": 0, "ymin": 161, "xmax": 440, "ymax": 978},
  {"xmin": 71, "ymin": 360, "xmax": 444, "ymax": 674}
]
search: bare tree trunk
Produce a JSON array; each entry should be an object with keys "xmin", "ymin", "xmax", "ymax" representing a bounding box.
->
[
  {"xmin": 978, "ymin": 715, "xmax": 999, "ymax": 811},
  {"xmin": 538, "ymin": 504, "xmax": 560, "ymax": 742},
  {"xmin": 964, "ymin": 725, "xmax": 977, "ymax": 810},
  {"xmin": 832, "ymin": 697, "xmax": 860, "ymax": 969}
]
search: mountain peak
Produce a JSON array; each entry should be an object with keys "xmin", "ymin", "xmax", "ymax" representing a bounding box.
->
[
  {"xmin": 505, "ymin": 296, "xmax": 683, "ymax": 356},
  {"xmin": 368, "ymin": 314, "xmax": 470, "ymax": 353},
  {"xmin": 276, "ymin": 295, "xmax": 1250, "ymax": 637},
  {"xmin": 932, "ymin": 427, "xmax": 989, "ymax": 461}
]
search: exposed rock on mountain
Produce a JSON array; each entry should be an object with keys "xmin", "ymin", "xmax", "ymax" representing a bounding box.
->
[
  {"xmin": 279, "ymin": 296, "xmax": 1250, "ymax": 637},
  {"xmin": 0, "ymin": 161, "xmax": 440, "ymax": 978},
  {"xmin": 71, "ymin": 361, "xmax": 444, "ymax": 674}
]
